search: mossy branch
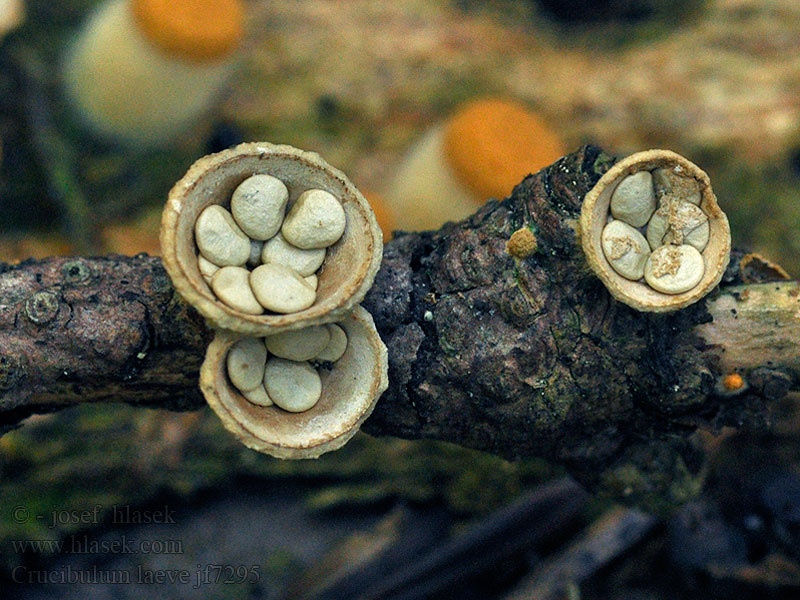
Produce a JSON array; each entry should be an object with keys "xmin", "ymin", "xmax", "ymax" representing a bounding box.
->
[{"xmin": 1, "ymin": 146, "xmax": 796, "ymax": 502}]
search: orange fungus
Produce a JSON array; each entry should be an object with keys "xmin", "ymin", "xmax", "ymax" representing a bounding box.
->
[
  {"xmin": 132, "ymin": 0, "xmax": 244, "ymax": 63},
  {"xmin": 443, "ymin": 98, "xmax": 565, "ymax": 202}
]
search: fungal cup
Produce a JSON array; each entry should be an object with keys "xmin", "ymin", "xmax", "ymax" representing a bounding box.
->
[
  {"xmin": 161, "ymin": 142, "xmax": 383, "ymax": 335},
  {"xmin": 581, "ymin": 149, "xmax": 731, "ymax": 312},
  {"xmin": 200, "ymin": 306, "xmax": 388, "ymax": 459}
]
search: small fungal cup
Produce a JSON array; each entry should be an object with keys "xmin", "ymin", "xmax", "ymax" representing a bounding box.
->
[
  {"xmin": 581, "ymin": 149, "xmax": 731, "ymax": 312},
  {"xmin": 200, "ymin": 306, "xmax": 388, "ymax": 459},
  {"xmin": 160, "ymin": 142, "xmax": 383, "ymax": 335}
]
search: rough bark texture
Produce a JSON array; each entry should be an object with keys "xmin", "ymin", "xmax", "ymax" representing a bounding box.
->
[
  {"xmin": 1, "ymin": 146, "xmax": 797, "ymax": 504},
  {"xmin": 0, "ymin": 257, "xmax": 211, "ymax": 422}
]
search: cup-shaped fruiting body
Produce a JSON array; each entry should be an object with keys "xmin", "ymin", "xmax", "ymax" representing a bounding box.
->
[
  {"xmin": 200, "ymin": 306, "xmax": 388, "ymax": 459},
  {"xmin": 62, "ymin": 0, "xmax": 243, "ymax": 147},
  {"xmin": 581, "ymin": 149, "xmax": 730, "ymax": 312},
  {"xmin": 161, "ymin": 142, "xmax": 383, "ymax": 335},
  {"xmin": 385, "ymin": 98, "xmax": 564, "ymax": 231}
]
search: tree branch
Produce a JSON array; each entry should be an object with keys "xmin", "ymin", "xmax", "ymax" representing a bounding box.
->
[{"xmin": 1, "ymin": 146, "xmax": 796, "ymax": 503}]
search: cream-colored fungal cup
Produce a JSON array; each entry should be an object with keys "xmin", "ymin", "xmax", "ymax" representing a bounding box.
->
[
  {"xmin": 62, "ymin": 0, "xmax": 243, "ymax": 147},
  {"xmin": 160, "ymin": 142, "xmax": 383, "ymax": 335},
  {"xmin": 581, "ymin": 150, "xmax": 730, "ymax": 312},
  {"xmin": 200, "ymin": 306, "xmax": 388, "ymax": 459}
]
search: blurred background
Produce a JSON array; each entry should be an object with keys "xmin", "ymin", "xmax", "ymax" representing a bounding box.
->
[{"xmin": 1, "ymin": 0, "xmax": 800, "ymax": 598}]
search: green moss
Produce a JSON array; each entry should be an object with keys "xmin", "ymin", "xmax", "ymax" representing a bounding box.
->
[{"xmin": 599, "ymin": 440, "xmax": 704, "ymax": 515}]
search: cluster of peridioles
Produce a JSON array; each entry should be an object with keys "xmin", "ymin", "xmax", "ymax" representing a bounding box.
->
[
  {"xmin": 581, "ymin": 150, "xmax": 731, "ymax": 313},
  {"xmin": 162, "ymin": 142, "xmax": 387, "ymax": 459}
]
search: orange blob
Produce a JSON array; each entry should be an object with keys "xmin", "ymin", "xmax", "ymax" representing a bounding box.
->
[
  {"xmin": 131, "ymin": 0, "xmax": 244, "ymax": 63},
  {"xmin": 506, "ymin": 227, "xmax": 537, "ymax": 258},
  {"xmin": 722, "ymin": 373, "xmax": 745, "ymax": 392},
  {"xmin": 362, "ymin": 190, "xmax": 395, "ymax": 242},
  {"xmin": 443, "ymin": 98, "xmax": 565, "ymax": 202}
]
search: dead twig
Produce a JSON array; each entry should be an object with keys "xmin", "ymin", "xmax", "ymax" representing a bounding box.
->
[{"xmin": 0, "ymin": 146, "xmax": 797, "ymax": 503}]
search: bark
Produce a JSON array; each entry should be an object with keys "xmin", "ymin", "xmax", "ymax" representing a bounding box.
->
[{"xmin": 1, "ymin": 146, "xmax": 796, "ymax": 502}]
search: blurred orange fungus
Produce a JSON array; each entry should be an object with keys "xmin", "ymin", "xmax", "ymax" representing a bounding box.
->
[
  {"xmin": 132, "ymin": 0, "xmax": 244, "ymax": 63},
  {"xmin": 443, "ymin": 98, "xmax": 565, "ymax": 201}
]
